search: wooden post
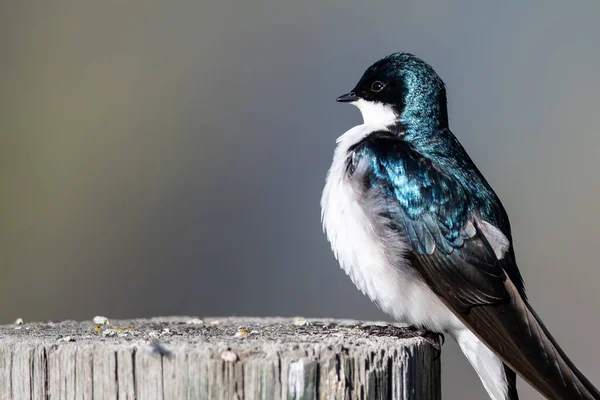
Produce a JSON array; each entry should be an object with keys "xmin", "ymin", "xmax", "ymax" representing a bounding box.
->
[{"xmin": 0, "ymin": 317, "xmax": 442, "ymax": 399}]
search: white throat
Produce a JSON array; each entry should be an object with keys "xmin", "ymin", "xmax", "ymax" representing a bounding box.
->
[{"xmin": 352, "ymin": 99, "xmax": 397, "ymax": 125}]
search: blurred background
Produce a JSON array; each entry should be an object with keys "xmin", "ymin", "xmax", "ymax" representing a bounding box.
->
[{"xmin": 2, "ymin": 1, "xmax": 599, "ymax": 398}]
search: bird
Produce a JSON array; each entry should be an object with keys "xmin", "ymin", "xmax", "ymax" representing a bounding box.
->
[{"xmin": 320, "ymin": 52, "xmax": 600, "ymax": 400}]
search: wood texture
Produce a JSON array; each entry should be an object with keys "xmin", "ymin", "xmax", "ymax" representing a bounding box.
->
[{"xmin": 0, "ymin": 317, "xmax": 442, "ymax": 400}]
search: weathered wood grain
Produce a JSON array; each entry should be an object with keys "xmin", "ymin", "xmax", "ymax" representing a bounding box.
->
[{"xmin": 0, "ymin": 317, "xmax": 442, "ymax": 400}]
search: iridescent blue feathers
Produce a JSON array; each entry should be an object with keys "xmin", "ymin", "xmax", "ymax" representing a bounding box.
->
[{"xmin": 347, "ymin": 126, "xmax": 525, "ymax": 297}]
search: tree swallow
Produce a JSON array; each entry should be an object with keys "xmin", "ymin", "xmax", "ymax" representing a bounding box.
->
[{"xmin": 321, "ymin": 52, "xmax": 599, "ymax": 400}]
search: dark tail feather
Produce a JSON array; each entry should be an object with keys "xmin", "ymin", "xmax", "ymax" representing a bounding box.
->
[
  {"xmin": 504, "ymin": 364, "xmax": 519, "ymax": 400},
  {"xmin": 525, "ymin": 302, "xmax": 600, "ymax": 400},
  {"xmin": 468, "ymin": 277, "xmax": 600, "ymax": 400}
]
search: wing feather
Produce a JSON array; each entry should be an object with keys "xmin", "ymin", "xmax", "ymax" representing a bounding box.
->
[{"xmin": 351, "ymin": 131, "xmax": 600, "ymax": 400}]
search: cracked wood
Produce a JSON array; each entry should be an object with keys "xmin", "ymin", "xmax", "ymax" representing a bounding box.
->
[{"xmin": 0, "ymin": 317, "xmax": 442, "ymax": 399}]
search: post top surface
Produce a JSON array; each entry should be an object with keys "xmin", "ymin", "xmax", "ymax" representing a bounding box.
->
[{"xmin": 0, "ymin": 316, "xmax": 441, "ymax": 350}]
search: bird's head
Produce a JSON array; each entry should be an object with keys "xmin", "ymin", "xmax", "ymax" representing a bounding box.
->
[{"xmin": 337, "ymin": 53, "xmax": 448, "ymax": 130}]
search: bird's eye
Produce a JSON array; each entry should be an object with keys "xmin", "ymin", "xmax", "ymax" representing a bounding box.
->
[{"xmin": 371, "ymin": 81, "xmax": 386, "ymax": 92}]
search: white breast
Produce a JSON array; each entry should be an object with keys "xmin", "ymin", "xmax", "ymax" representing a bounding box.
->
[{"xmin": 320, "ymin": 123, "xmax": 461, "ymax": 332}]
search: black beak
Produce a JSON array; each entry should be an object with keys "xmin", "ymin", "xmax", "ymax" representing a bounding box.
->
[{"xmin": 336, "ymin": 91, "xmax": 359, "ymax": 103}]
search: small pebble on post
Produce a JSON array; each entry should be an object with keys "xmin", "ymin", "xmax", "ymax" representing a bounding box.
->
[{"xmin": 0, "ymin": 317, "xmax": 442, "ymax": 399}]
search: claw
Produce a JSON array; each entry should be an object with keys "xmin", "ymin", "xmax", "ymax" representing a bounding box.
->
[
  {"xmin": 402, "ymin": 326, "xmax": 444, "ymax": 360},
  {"xmin": 359, "ymin": 325, "xmax": 444, "ymax": 361}
]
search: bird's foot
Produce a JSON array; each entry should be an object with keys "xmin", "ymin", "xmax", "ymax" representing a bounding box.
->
[
  {"xmin": 404, "ymin": 326, "xmax": 445, "ymax": 360},
  {"xmin": 359, "ymin": 324, "xmax": 444, "ymax": 360}
]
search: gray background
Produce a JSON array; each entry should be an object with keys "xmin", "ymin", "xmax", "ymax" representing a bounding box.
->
[{"xmin": 2, "ymin": 1, "xmax": 599, "ymax": 398}]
